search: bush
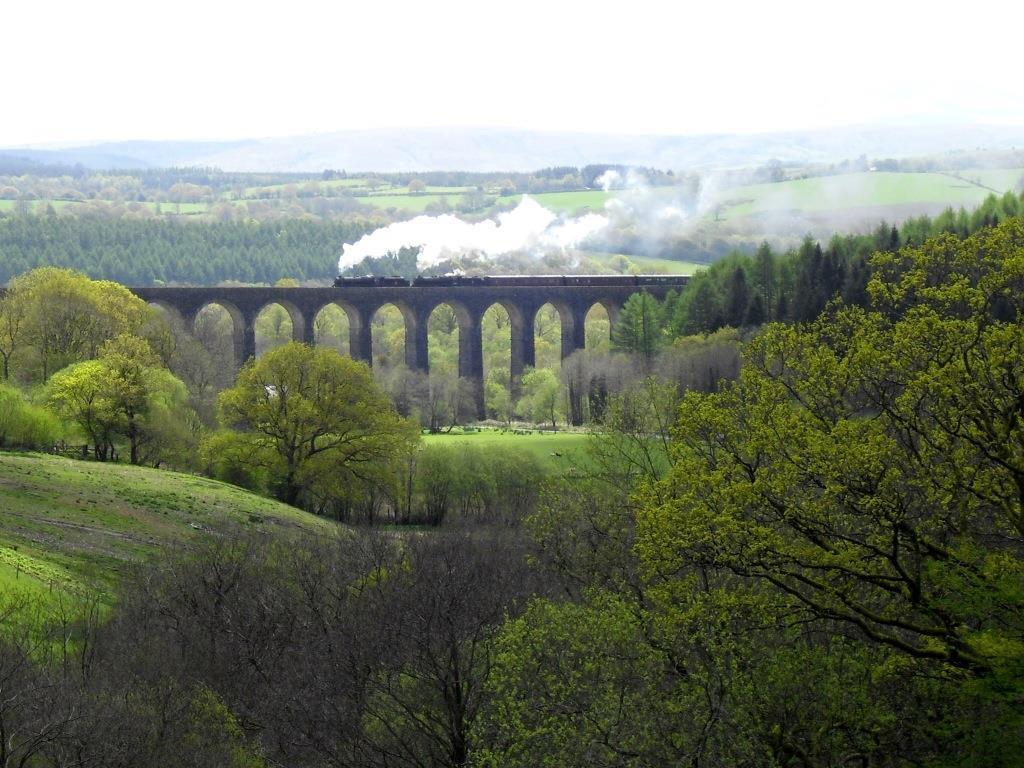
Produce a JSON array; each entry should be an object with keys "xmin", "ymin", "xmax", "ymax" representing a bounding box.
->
[
  {"xmin": 411, "ymin": 444, "xmax": 544, "ymax": 526},
  {"xmin": 0, "ymin": 385, "xmax": 61, "ymax": 450}
]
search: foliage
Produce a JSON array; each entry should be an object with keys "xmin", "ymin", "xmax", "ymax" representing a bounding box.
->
[
  {"xmin": 410, "ymin": 444, "xmax": 544, "ymax": 525},
  {"xmin": 0, "ymin": 384, "xmax": 60, "ymax": 450},
  {"xmin": 515, "ymin": 368, "xmax": 563, "ymax": 428},
  {"xmin": 669, "ymin": 191, "xmax": 1024, "ymax": 336},
  {"xmin": 64, "ymin": 529, "xmax": 541, "ymax": 768},
  {"xmin": 0, "ymin": 216, "xmax": 377, "ymax": 285},
  {"xmin": 210, "ymin": 342, "xmax": 418, "ymax": 509},
  {"xmin": 47, "ymin": 335, "xmax": 193, "ymax": 464},
  {"xmin": 611, "ymin": 290, "xmax": 664, "ymax": 358},
  {"xmin": 633, "ymin": 219, "xmax": 1024, "ymax": 757},
  {"xmin": 1, "ymin": 266, "xmax": 155, "ymax": 382},
  {"xmin": 475, "ymin": 594, "xmax": 686, "ymax": 768}
]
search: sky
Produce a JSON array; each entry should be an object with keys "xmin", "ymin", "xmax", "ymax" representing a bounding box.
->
[{"xmin": 5, "ymin": 0, "xmax": 1023, "ymax": 147}]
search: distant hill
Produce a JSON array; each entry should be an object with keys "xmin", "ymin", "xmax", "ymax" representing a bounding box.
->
[
  {"xmin": 0, "ymin": 452, "xmax": 337, "ymax": 604},
  {"xmin": 4, "ymin": 124, "xmax": 1024, "ymax": 173}
]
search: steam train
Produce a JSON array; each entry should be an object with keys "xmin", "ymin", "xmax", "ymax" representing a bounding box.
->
[{"xmin": 333, "ymin": 274, "xmax": 686, "ymax": 288}]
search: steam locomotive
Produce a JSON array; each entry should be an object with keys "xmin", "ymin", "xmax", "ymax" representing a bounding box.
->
[
  {"xmin": 333, "ymin": 274, "xmax": 686, "ymax": 288},
  {"xmin": 331, "ymin": 276, "xmax": 410, "ymax": 287}
]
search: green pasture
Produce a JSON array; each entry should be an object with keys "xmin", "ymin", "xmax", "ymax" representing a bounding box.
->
[
  {"xmin": 579, "ymin": 250, "xmax": 706, "ymax": 274},
  {"xmin": 420, "ymin": 428, "xmax": 591, "ymax": 469},
  {"xmin": 717, "ymin": 171, "xmax": 1022, "ymax": 220},
  {"xmin": 950, "ymin": 167, "xmax": 1024, "ymax": 193},
  {"xmin": 495, "ymin": 190, "xmax": 612, "ymax": 213},
  {"xmin": 0, "ymin": 452, "xmax": 335, "ymax": 604},
  {"xmin": 242, "ymin": 177, "xmax": 374, "ymax": 196},
  {"xmin": 361, "ymin": 186, "xmax": 474, "ymax": 196}
]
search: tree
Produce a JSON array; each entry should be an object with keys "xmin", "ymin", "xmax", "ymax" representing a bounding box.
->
[
  {"xmin": 638, "ymin": 219, "xmax": 1024, "ymax": 685},
  {"xmin": 611, "ymin": 291, "xmax": 664, "ymax": 359},
  {"xmin": 0, "ymin": 385, "xmax": 60, "ymax": 449},
  {"xmin": 47, "ymin": 335, "xmax": 193, "ymax": 463},
  {"xmin": 99, "ymin": 335, "xmax": 193, "ymax": 466},
  {"xmin": 753, "ymin": 241, "xmax": 776, "ymax": 322},
  {"xmin": 5, "ymin": 267, "xmax": 154, "ymax": 381},
  {"xmin": 725, "ymin": 265, "xmax": 749, "ymax": 327},
  {"xmin": 485, "ymin": 378, "xmax": 512, "ymax": 425},
  {"xmin": 0, "ymin": 289, "xmax": 28, "ymax": 381},
  {"xmin": 212, "ymin": 342, "xmax": 417, "ymax": 508},
  {"xmin": 516, "ymin": 367, "xmax": 562, "ymax": 429}
]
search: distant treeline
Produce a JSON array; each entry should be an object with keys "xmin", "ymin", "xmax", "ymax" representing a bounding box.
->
[
  {"xmin": 0, "ymin": 217, "xmax": 373, "ymax": 285},
  {"xmin": 667, "ymin": 190, "xmax": 1024, "ymax": 334},
  {"xmin": 0, "ymin": 156, "xmax": 315, "ymax": 190},
  {"xmin": 1, "ymin": 190, "xmax": 1021, "ymax": 289},
  {"xmin": 0, "ymin": 157, "xmax": 679, "ymax": 195},
  {"xmin": 349, "ymin": 164, "xmax": 679, "ymax": 188}
]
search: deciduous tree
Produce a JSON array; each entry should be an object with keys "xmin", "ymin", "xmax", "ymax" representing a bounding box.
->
[{"xmin": 212, "ymin": 342, "xmax": 417, "ymax": 508}]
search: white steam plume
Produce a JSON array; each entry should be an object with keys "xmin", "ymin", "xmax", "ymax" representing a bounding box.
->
[{"xmin": 339, "ymin": 196, "xmax": 607, "ymax": 273}]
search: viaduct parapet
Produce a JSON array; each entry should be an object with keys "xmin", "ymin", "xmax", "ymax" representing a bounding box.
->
[{"xmin": 131, "ymin": 275, "xmax": 688, "ymax": 415}]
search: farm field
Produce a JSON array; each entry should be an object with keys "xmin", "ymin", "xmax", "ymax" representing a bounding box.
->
[
  {"xmin": 421, "ymin": 428, "xmax": 591, "ymax": 469},
  {"xmin": 0, "ymin": 452, "xmax": 335, "ymax": 605},
  {"xmin": 580, "ymin": 250, "xmax": 707, "ymax": 274},
  {"xmin": 716, "ymin": 170, "xmax": 1024, "ymax": 220},
  {"xmin": 950, "ymin": 167, "xmax": 1024, "ymax": 192},
  {"xmin": 5, "ymin": 168, "xmax": 1019, "ymax": 229},
  {"xmin": 495, "ymin": 190, "xmax": 612, "ymax": 213}
]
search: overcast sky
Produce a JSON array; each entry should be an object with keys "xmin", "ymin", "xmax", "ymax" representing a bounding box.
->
[{"xmin": 5, "ymin": 0, "xmax": 1022, "ymax": 147}]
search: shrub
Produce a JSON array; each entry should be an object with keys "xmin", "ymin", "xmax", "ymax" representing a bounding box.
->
[{"xmin": 0, "ymin": 385, "xmax": 61, "ymax": 450}]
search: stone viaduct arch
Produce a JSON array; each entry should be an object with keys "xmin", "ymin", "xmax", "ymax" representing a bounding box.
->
[{"xmin": 133, "ymin": 277, "xmax": 688, "ymax": 417}]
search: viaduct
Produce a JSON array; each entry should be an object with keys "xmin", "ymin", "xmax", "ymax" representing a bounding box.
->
[{"xmin": 131, "ymin": 276, "xmax": 688, "ymax": 413}]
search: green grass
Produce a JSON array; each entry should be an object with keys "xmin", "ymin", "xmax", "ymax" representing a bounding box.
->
[
  {"xmin": 717, "ymin": 171, "xmax": 1022, "ymax": 220},
  {"xmin": 0, "ymin": 452, "xmax": 336, "ymax": 604},
  {"xmin": 950, "ymin": 167, "xmax": 1024, "ymax": 193},
  {"xmin": 495, "ymin": 190, "xmax": 612, "ymax": 213},
  {"xmin": 242, "ymin": 177, "xmax": 375, "ymax": 196},
  {"xmin": 579, "ymin": 251, "xmax": 706, "ymax": 274},
  {"xmin": 420, "ymin": 428, "xmax": 591, "ymax": 469}
]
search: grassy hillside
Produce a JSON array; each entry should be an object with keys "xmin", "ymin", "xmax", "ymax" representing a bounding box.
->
[
  {"xmin": 0, "ymin": 452, "xmax": 336, "ymax": 604},
  {"xmin": 716, "ymin": 169, "xmax": 1024, "ymax": 221}
]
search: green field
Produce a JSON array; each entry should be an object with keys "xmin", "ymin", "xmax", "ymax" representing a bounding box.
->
[
  {"xmin": 496, "ymin": 190, "xmax": 612, "ymax": 213},
  {"xmin": 421, "ymin": 428, "xmax": 591, "ymax": 469},
  {"xmin": 0, "ymin": 452, "xmax": 335, "ymax": 604},
  {"xmin": 717, "ymin": 170, "xmax": 1024, "ymax": 220},
  {"xmin": 579, "ymin": 250, "xmax": 706, "ymax": 274},
  {"xmin": 950, "ymin": 168, "xmax": 1024, "ymax": 193}
]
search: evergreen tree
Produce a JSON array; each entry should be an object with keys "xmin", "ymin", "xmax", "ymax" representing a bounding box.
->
[
  {"xmin": 611, "ymin": 291, "xmax": 664, "ymax": 358},
  {"xmin": 743, "ymin": 294, "xmax": 766, "ymax": 326},
  {"xmin": 753, "ymin": 241, "xmax": 775, "ymax": 322},
  {"xmin": 725, "ymin": 266, "xmax": 749, "ymax": 328}
]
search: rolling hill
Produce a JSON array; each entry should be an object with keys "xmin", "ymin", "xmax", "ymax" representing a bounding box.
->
[
  {"xmin": 5, "ymin": 123, "xmax": 1024, "ymax": 173},
  {"xmin": 0, "ymin": 452, "xmax": 337, "ymax": 605}
]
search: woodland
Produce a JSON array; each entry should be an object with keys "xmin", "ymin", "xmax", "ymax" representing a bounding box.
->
[{"xmin": 0, "ymin": 184, "xmax": 1020, "ymax": 766}]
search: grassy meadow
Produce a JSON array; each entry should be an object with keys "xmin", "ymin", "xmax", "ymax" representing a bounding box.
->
[
  {"xmin": 0, "ymin": 452, "xmax": 336, "ymax": 605},
  {"xmin": 716, "ymin": 169, "xmax": 1024, "ymax": 220},
  {"xmin": 421, "ymin": 428, "xmax": 591, "ymax": 469}
]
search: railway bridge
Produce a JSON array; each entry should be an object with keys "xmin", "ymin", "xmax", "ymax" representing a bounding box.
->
[{"xmin": 132, "ymin": 275, "xmax": 688, "ymax": 413}]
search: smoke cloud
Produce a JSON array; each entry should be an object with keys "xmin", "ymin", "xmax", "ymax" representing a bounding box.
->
[
  {"xmin": 338, "ymin": 196, "xmax": 608, "ymax": 272},
  {"xmin": 337, "ymin": 170, "xmax": 744, "ymax": 275}
]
